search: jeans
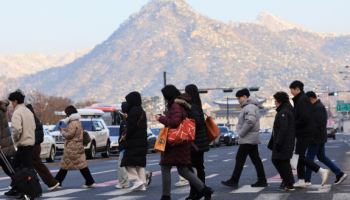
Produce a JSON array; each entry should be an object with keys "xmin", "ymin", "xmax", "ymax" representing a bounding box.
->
[
  {"xmin": 161, "ymin": 165, "xmax": 204, "ymax": 197},
  {"xmin": 305, "ymin": 143, "xmax": 342, "ymax": 182},
  {"xmin": 230, "ymin": 144, "xmax": 266, "ymax": 183},
  {"xmin": 295, "ymin": 138, "xmax": 320, "ymax": 179}
]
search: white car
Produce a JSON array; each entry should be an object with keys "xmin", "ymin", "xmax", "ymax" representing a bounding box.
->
[
  {"xmin": 9, "ymin": 123, "xmax": 56, "ymax": 162},
  {"xmin": 40, "ymin": 129, "xmax": 56, "ymax": 162},
  {"xmin": 107, "ymin": 125, "xmax": 120, "ymax": 154},
  {"xmin": 50, "ymin": 109, "xmax": 111, "ymax": 159}
]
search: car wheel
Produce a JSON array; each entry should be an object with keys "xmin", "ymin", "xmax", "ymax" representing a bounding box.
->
[
  {"xmin": 46, "ymin": 146, "xmax": 56, "ymax": 163},
  {"xmin": 102, "ymin": 141, "xmax": 110, "ymax": 158},
  {"xmin": 86, "ymin": 142, "xmax": 96, "ymax": 159},
  {"xmin": 226, "ymin": 138, "xmax": 232, "ymax": 146}
]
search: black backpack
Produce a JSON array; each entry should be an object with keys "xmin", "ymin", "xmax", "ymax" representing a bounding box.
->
[{"xmin": 34, "ymin": 117, "xmax": 44, "ymax": 145}]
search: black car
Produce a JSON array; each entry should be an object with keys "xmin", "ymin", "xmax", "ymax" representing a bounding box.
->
[{"xmin": 219, "ymin": 126, "xmax": 234, "ymax": 146}]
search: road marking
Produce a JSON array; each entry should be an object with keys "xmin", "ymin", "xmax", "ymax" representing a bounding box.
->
[
  {"xmin": 332, "ymin": 193, "xmax": 350, "ymax": 200},
  {"xmin": 147, "ymin": 163, "xmax": 159, "ymax": 166},
  {"xmin": 262, "ymin": 158, "xmax": 267, "ymax": 162},
  {"xmin": 206, "ymin": 159, "xmax": 214, "ymax": 162},
  {"xmin": 42, "ymin": 189, "xmax": 86, "ymax": 198},
  {"xmin": 99, "ymin": 188, "xmax": 133, "ymax": 196},
  {"xmin": 223, "ymin": 159, "xmax": 233, "ymax": 162},
  {"xmin": 45, "ymin": 198, "xmax": 75, "ymax": 200},
  {"xmin": 227, "ymin": 152, "xmax": 235, "ymax": 155},
  {"xmin": 208, "ymin": 155, "xmax": 219, "ymax": 157},
  {"xmin": 231, "ymin": 185, "xmax": 265, "ymax": 193},
  {"xmin": 254, "ymin": 193, "xmax": 289, "ymax": 200},
  {"xmin": 243, "ymin": 165, "xmax": 248, "ymax": 168},
  {"xmin": 205, "ymin": 174, "xmax": 219, "ymax": 179},
  {"xmin": 306, "ymin": 184, "xmax": 331, "ymax": 193},
  {"xmin": 173, "ymin": 186, "xmax": 190, "ymax": 194},
  {"xmin": 108, "ymin": 196, "xmax": 144, "ymax": 200},
  {"xmin": 92, "ymin": 169, "xmax": 117, "ymax": 175}
]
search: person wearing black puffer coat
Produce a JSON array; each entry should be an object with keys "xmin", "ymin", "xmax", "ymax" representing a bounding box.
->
[
  {"xmin": 120, "ymin": 91, "xmax": 148, "ymax": 191},
  {"xmin": 182, "ymin": 84, "xmax": 210, "ymax": 200}
]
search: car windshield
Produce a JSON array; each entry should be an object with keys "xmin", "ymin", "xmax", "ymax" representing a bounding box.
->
[
  {"xmin": 81, "ymin": 121, "xmax": 93, "ymax": 131},
  {"xmin": 108, "ymin": 127, "xmax": 120, "ymax": 136}
]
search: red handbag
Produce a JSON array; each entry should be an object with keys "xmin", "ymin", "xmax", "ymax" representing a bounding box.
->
[{"xmin": 167, "ymin": 118, "xmax": 196, "ymax": 145}]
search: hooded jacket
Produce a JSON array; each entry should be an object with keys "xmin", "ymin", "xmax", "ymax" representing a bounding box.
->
[
  {"xmin": 0, "ymin": 100, "xmax": 15, "ymax": 156},
  {"xmin": 311, "ymin": 100, "xmax": 328, "ymax": 144},
  {"xmin": 237, "ymin": 97, "xmax": 260, "ymax": 144},
  {"xmin": 121, "ymin": 92, "xmax": 148, "ymax": 167},
  {"xmin": 292, "ymin": 91, "xmax": 315, "ymax": 138}
]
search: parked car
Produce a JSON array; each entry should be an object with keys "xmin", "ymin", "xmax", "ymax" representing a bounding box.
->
[
  {"xmin": 230, "ymin": 131, "xmax": 239, "ymax": 145},
  {"xmin": 151, "ymin": 127, "xmax": 161, "ymax": 136},
  {"xmin": 50, "ymin": 109, "xmax": 111, "ymax": 159},
  {"xmin": 147, "ymin": 128, "xmax": 157, "ymax": 153},
  {"xmin": 327, "ymin": 127, "xmax": 337, "ymax": 140},
  {"xmin": 40, "ymin": 129, "xmax": 57, "ymax": 162},
  {"xmin": 219, "ymin": 126, "xmax": 234, "ymax": 146},
  {"xmin": 9, "ymin": 123, "xmax": 56, "ymax": 162},
  {"xmin": 108, "ymin": 125, "xmax": 120, "ymax": 154}
]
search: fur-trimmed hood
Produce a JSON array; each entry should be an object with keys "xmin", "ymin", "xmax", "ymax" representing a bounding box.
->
[
  {"xmin": 63, "ymin": 113, "xmax": 81, "ymax": 124},
  {"xmin": 174, "ymin": 94, "xmax": 192, "ymax": 110}
]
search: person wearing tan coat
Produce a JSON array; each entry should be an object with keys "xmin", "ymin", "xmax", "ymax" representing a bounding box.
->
[{"xmin": 55, "ymin": 105, "xmax": 95, "ymax": 188}]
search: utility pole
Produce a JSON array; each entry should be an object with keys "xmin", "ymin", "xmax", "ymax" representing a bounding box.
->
[{"xmin": 163, "ymin": 71, "xmax": 167, "ymax": 87}]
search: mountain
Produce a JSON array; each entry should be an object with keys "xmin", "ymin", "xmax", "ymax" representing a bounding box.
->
[
  {"xmin": 3, "ymin": 0, "xmax": 350, "ymax": 102},
  {"xmin": 0, "ymin": 49, "xmax": 90, "ymax": 78}
]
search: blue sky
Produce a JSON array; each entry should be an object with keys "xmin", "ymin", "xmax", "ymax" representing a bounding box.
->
[{"xmin": 0, "ymin": 0, "xmax": 348, "ymax": 54}]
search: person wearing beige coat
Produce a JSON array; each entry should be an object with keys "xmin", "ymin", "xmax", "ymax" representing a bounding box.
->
[{"xmin": 55, "ymin": 105, "xmax": 95, "ymax": 188}]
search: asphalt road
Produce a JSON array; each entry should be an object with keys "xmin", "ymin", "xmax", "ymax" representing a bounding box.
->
[{"xmin": 1, "ymin": 133, "xmax": 350, "ymax": 200}]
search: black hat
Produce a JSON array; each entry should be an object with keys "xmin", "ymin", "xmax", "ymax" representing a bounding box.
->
[
  {"xmin": 235, "ymin": 88, "xmax": 250, "ymax": 98},
  {"xmin": 161, "ymin": 85, "xmax": 181, "ymax": 102}
]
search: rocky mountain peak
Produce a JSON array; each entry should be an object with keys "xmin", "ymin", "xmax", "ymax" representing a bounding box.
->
[{"xmin": 256, "ymin": 11, "xmax": 304, "ymax": 32}]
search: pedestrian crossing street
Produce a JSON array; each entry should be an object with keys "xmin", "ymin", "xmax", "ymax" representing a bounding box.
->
[{"xmin": 0, "ymin": 179, "xmax": 348, "ymax": 200}]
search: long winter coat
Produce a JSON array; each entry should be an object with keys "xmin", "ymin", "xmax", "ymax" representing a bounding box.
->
[
  {"xmin": 159, "ymin": 95, "xmax": 192, "ymax": 166},
  {"xmin": 269, "ymin": 102, "xmax": 295, "ymax": 160},
  {"xmin": 0, "ymin": 101, "xmax": 15, "ymax": 157},
  {"xmin": 60, "ymin": 113, "xmax": 87, "ymax": 170},
  {"xmin": 311, "ymin": 100, "xmax": 328, "ymax": 144},
  {"xmin": 292, "ymin": 92, "xmax": 315, "ymax": 139},
  {"xmin": 120, "ymin": 92, "xmax": 148, "ymax": 167}
]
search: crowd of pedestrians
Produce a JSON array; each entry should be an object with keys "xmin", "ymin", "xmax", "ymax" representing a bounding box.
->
[{"xmin": 0, "ymin": 80, "xmax": 348, "ymax": 199}]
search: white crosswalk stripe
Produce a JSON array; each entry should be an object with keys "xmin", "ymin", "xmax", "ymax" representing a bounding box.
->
[
  {"xmin": 230, "ymin": 185, "xmax": 265, "ymax": 193},
  {"xmin": 42, "ymin": 189, "xmax": 87, "ymax": 198},
  {"xmin": 306, "ymin": 184, "xmax": 332, "ymax": 193},
  {"xmin": 108, "ymin": 196, "xmax": 145, "ymax": 200},
  {"xmin": 254, "ymin": 193, "xmax": 290, "ymax": 200},
  {"xmin": 332, "ymin": 193, "xmax": 350, "ymax": 200}
]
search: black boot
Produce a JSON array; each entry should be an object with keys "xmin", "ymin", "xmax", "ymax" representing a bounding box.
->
[
  {"xmin": 194, "ymin": 186, "xmax": 213, "ymax": 200},
  {"xmin": 160, "ymin": 195, "xmax": 171, "ymax": 200},
  {"xmin": 251, "ymin": 179, "xmax": 268, "ymax": 187}
]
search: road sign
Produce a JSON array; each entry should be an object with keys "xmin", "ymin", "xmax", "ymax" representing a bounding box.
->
[{"xmin": 337, "ymin": 103, "xmax": 350, "ymax": 112}]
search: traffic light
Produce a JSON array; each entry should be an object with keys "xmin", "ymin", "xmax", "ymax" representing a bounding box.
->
[
  {"xmin": 198, "ymin": 90, "xmax": 208, "ymax": 94},
  {"xmin": 249, "ymin": 87, "xmax": 260, "ymax": 92},
  {"xmin": 328, "ymin": 92, "xmax": 338, "ymax": 96},
  {"xmin": 223, "ymin": 89, "xmax": 233, "ymax": 93}
]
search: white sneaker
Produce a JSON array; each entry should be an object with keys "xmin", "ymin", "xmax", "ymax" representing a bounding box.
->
[
  {"xmin": 129, "ymin": 182, "xmax": 144, "ymax": 191},
  {"xmin": 319, "ymin": 168, "xmax": 330, "ymax": 186},
  {"xmin": 305, "ymin": 182, "xmax": 312, "ymax": 187},
  {"xmin": 175, "ymin": 180, "xmax": 189, "ymax": 187},
  {"xmin": 48, "ymin": 182, "xmax": 60, "ymax": 192},
  {"xmin": 115, "ymin": 184, "xmax": 129, "ymax": 189},
  {"xmin": 82, "ymin": 183, "xmax": 96, "ymax": 188},
  {"xmin": 294, "ymin": 179, "xmax": 307, "ymax": 188}
]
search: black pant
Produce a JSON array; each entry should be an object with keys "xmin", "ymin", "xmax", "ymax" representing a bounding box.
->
[
  {"xmin": 55, "ymin": 167, "xmax": 95, "ymax": 186},
  {"xmin": 13, "ymin": 146, "xmax": 34, "ymax": 170},
  {"xmin": 189, "ymin": 151, "xmax": 205, "ymax": 196},
  {"xmin": 230, "ymin": 144, "xmax": 266, "ymax": 183},
  {"xmin": 295, "ymin": 138, "xmax": 320, "ymax": 179},
  {"xmin": 272, "ymin": 159, "xmax": 295, "ymax": 187}
]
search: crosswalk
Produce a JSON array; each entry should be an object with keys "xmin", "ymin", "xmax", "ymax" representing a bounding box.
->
[{"xmin": 0, "ymin": 180, "xmax": 347, "ymax": 200}]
